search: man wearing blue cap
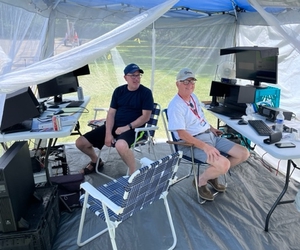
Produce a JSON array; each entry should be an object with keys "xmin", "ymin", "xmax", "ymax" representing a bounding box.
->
[{"xmin": 76, "ymin": 63, "xmax": 154, "ymax": 175}]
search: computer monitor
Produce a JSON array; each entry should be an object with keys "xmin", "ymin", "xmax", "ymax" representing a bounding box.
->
[
  {"xmin": 209, "ymin": 81, "xmax": 255, "ymax": 111},
  {"xmin": 37, "ymin": 65, "xmax": 90, "ymax": 105},
  {"xmin": 209, "ymin": 81, "xmax": 231, "ymax": 107},
  {"xmin": 220, "ymin": 47, "xmax": 278, "ymax": 88},
  {"xmin": 236, "ymin": 50, "xmax": 278, "ymax": 88},
  {"xmin": 73, "ymin": 64, "xmax": 90, "ymax": 76},
  {"xmin": 0, "ymin": 141, "xmax": 36, "ymax": 232},
  {"xmin": 0, "ymin": 87, "xmax": 40, "ymax": 133},
  {"xmin": 37, "ymin": 72, "xmax": 79, "ymax": 105}
]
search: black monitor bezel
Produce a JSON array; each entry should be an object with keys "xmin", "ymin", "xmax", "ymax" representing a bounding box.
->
[
  {"xmin": 235, "ymin": 50, "xmax": 278, "ymax": 87},
  {"xmin": 0, "ymin": 87, "xmax": 40, "ymax": 132},
  {"xmin": 37, "ymin": 71, "xmax": 79, "ymax": 104}
]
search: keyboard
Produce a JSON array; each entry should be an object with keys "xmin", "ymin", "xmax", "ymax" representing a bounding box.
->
[
  {"xmin": 209, "ymin": 106, "xmax": 244, "ymax": 118},
  {"xmin": 248, "ymin": 120, "xmax": 273, "ymax": 136},
  {"xmin": 65, "ymin": 100, "xmax": 84, "ymax": 108}
]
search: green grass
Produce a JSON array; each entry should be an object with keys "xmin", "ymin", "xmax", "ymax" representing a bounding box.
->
[{"xmin": 55, "ymin": 44, "xmax": 219, "ymax": 144}]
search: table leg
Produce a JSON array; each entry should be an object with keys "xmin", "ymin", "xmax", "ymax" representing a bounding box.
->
[
  {"xmin": 44, "ymin": 138, "xmax": 54, "ymax": 186},
  {"xmin": 264, "ymin": 159, "xmax": 294, "ymax": 231}
]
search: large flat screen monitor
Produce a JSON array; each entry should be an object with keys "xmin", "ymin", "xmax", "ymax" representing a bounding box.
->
[
  {"xmin": 236, "ymin": 50, "xmax": 278, "ymax": 88},
  {"xmin": 37, "ymin": 65, "xmax": 90, "ymax": 106},
  {"xmin": 0, "ymin": 141, "xmax": 35, "ymax": 232},
  {"xmin": 220, "ymin": 47, "xmax": 279, "ymax": 88},
  {"xmin": 0, "ymin": 87, "xmax": 40, "ymax": 133},
  {"xmin": 37, "ymin": 71, "xmax": 79, "ymax": 105}
]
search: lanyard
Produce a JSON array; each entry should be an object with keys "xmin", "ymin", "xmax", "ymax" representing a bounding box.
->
[{"xmin": 178, "ymin": 94, "xmax": 200, "ymax": 119}]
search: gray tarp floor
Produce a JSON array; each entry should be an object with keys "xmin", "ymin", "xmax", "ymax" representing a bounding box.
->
[{"xmin": 51, "ymin": 142, "xmax": 300, "ymax": 250}]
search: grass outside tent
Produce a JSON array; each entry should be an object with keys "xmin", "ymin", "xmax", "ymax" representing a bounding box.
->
[{"xmin": 54, "ymin": 42, "xmax": 219, "ymax": 144}]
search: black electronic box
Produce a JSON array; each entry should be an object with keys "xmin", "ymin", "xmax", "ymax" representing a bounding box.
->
[{"xmin": 258, "ymin": 105, "xmax": 293, "ymax": 122}]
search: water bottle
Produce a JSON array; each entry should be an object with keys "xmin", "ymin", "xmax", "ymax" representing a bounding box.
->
[
  {"xmin": 245, "ymin": 103, "xmax": 254, "ymax": 120},
  {"xmin": 77, "ymin": 86, "xmax": 84, "ymax": 101},
  {"xmin": 274, "ymin": 110, "xmax": 285, "ymax": 132}
]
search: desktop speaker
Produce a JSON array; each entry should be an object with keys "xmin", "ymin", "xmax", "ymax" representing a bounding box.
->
[{"xmin": 258, "ymin": 106, "xmax": 293, "ymax": 122}]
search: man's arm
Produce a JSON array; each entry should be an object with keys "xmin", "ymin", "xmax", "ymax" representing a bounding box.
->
[
  {"xmin": 129, "ymin": 109, "xmax": 152, "ymax": 130},
  {"xmin": 105, "ymin": 107, "xmax": 116, "ymax": 146},
  {"xmin": 113, "ymin": 109, "xmax": 152, "ymax": 135}
]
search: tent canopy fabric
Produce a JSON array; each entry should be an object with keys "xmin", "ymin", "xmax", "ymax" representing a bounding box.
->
[
  {"xmin": 0, "ymin": 1, "xmax": 300, "ymax": 119},
  {"xmin": 0, "ymin": 1, "xmax": 300, "ymax": 147}
]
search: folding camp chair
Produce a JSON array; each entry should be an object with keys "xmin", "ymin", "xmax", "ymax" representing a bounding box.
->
[
  {"xmin": 162, "ymin": 108, "xmax": 227, "ymax": 204},
  {"xmin": 77, "ymin": 151, "xmax": 182, "ymax": 250},
  {"xmin": 88, "ymin": 103, "xmax": 161, "ymax": 179}
]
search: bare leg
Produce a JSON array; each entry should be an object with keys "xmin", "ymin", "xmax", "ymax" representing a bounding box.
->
[
  {"xmin": 198, "ymin": 155, "xmax": 230, "ymax": 186},
  {"xmin": 198, "ymin": 143, "xmax": 249, "ymax": 186},
  {"xmin": 114, "ymin": 139, "xmax": 136, "ymax": 175},
  {"xmin": 226, "ymin": 143, "xmax": 250, "ymax": 167},
  {"xmin": 75, "ymin": 136, "xmax": 99, "ymax": 171}
]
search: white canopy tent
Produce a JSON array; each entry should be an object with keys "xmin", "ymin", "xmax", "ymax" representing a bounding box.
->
[{"xmin": 1, "ymin": 0, "xmax": 300, "ymax": 181}]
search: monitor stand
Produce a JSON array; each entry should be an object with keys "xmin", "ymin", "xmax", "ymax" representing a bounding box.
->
[
  {"xmin": 247, "ymin": 80, "xmax": 268, "ymax": 89},
  {"xmin": 47, "ymin": 95, "xmax": 71, "ymax": 106},
  {"xmin": 210, "ymin": 96, "xmax": 219, "ymax": 107}
]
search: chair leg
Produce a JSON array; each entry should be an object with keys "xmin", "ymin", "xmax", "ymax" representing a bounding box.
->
[
  {"xmin": 95, "ymin": 149, "xmax": 115, "ymax": 181},
  {"xmin": 189, "ymin": 147, "xmax": 206, "ymax": 205},
  {"xmin": 102, "ymin": 204, "xmax": 118, "ymax": 250},
  {"xmin": 77, "ymin": 192, "xmax": 109, "ymax": 247},
  {"xmin": 163, "ymin": 195, "xmax": 177, "ymax": 250}
]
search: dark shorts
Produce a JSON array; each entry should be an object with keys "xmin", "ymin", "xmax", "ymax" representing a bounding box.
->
[
  {"xmin": 83, "ymin": 125, "xmax": 136, "ymax": 149},
  {"xmin": 178, "ymin": 132, "xmax": 235, "ymax": 163}
]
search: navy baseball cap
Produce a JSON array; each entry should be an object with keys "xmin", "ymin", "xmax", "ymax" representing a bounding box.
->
[{"xmin": 124, "ymin": 63, "xmax": 144, "ymax": 75}]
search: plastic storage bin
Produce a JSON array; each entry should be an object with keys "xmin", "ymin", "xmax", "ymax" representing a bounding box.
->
[
  {"xmin": 0, "ymin": 186, "xmax": 59, "ymax": 250},
  {"xmin": 254, "ymin": 86, "xmax": 280, "ymax": 108}
]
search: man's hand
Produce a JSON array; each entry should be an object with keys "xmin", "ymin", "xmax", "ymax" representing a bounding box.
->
[
  {"xmin": 203, "ymin": 143, "xmax": 221, "ymax": 163},
  {"xmin": 115, "ymin": 125, "xmax": 130, "ymax": 135},
  {"xmin": 210, "ymin": 127, "xmax": 223, "ymax": 137},
  {"xmin": 105, "ymin": 134, "xmax": 114, "ymax": 147}
]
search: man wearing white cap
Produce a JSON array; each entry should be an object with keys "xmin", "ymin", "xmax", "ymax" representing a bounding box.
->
[{"xmin": 168, "ymin": 68, "xmax": 249, "ymax": 201}]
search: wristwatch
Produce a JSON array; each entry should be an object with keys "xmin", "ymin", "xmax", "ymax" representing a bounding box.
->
[{"xmin": 128, "ymin": 123, "xmax": 133, "ymax": 130}]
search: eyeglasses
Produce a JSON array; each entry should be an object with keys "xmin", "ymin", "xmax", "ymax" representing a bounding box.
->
[
  {"xmin": 180, "ymin": 79, "xmax": 196, "ymax": 85},
  {"xmin": 127, "ymin": 74, "xmax": 142, "ymax": 79}
]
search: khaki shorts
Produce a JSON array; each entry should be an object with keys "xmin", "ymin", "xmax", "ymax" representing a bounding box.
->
[{"xmin": 178, "ymin": 132, "xmax": 235, "ymax": 163}]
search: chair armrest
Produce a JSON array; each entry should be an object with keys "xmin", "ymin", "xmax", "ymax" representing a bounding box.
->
[
  {"xmin": 134, "ymin": 126, "xmax": 159, "ymax": 133},
  {"xmin": 80, "ymin": 182, "xmax": 123, "ymax": 214},
  {"xmin": 93, "ymin": 107, "xmax": 109, "ymax": 112},
  {"xmin": 166, "ymin": 140, "xmax": 194, "ymax": 147},
  {"xmin": 140, "ymin": 157, "xmax": 154, "ymax": 166},
  {"xmin": 93, "ymin": 107, "xmax": 109, "ymax": 120}
]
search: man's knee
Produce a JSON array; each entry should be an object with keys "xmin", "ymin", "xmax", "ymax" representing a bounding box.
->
[
  {"xmin": 240, "ymin": 147, "xmax": 250, "ymax": 162},
  {"xmin": 115, "ymin": 139, "xmax": 130, "ymax": 152},
  {"xmin": 76, "ymin": 136, "xmax": 87, "ymax": 149}
]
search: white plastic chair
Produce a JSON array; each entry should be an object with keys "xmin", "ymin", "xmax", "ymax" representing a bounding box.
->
[{"xmin": 77, "ymin": 151, "xmax": 182, "ymax": 250}]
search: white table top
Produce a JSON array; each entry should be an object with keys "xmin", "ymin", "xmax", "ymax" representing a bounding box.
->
[
  {"xmin": 210, "ymin": 112, "xmax": 300, "ymax": 160},
  {"xmin": 0, "ymin": 96, "xmax": 90, "ymax": 143}
]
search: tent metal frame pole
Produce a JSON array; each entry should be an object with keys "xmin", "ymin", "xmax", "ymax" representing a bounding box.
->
[{"xmin": 150, "ymin": 22, "xmax": 156, "ymax": 91}]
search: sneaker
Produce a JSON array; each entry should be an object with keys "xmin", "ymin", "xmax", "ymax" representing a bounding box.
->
[
  {"xmin": 192, "ymin": 179, "xmax": 214, "ymax": 201},
  {"xmin": 207, "ymin": 178, "xmax": 226, "ymax": 192}
]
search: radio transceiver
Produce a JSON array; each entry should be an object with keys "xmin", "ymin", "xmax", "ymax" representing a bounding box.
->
[{"xmin": 258, "ymin": 106, "xmax": 293, "ymax": 122}]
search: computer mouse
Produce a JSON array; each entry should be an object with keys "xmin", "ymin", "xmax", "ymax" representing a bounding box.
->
[
  {"xmin": 54, "ymin": 109, "xmax": 64, "ymax": 115},
  {"xmin": 238, "ymin": 119, "xmax": 248, "ymax": 125}
]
